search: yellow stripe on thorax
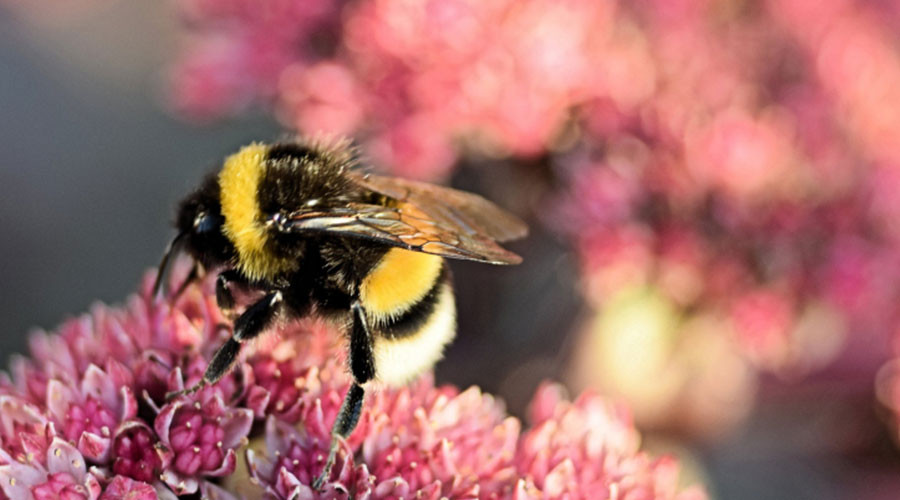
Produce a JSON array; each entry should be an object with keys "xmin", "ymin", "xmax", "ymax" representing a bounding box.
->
[
  {"xmin": 219, "ymin": 143, "xmax": 296, "ymax": 281},
  {"xmin": 360, "ymin": 248, "xmax": 443, "ymax": 322}
]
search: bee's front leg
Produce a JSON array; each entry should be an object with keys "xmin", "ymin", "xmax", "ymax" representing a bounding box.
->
[
  {"xmin": 313, "ymin": 300, "xmax": 373, "ymax": 491},
  {"xmin": 215, "ymin": 269, "xmax": 251, "ymax": 319},
  {"xmin": 166, "ymin": 290, "xmax": 284, "ymax": 400}
]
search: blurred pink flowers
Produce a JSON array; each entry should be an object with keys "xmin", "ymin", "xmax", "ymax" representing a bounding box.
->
[
  {"xmin": 0, "ymin": 272, "xmax": 705, "ymax": 499},
  {"xmin": 169, "ymin": 0, "xmax": 633, "ymax": 179}
]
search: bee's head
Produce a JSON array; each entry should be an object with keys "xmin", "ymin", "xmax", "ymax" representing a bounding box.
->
[{"xmin": 153, "ymin": 173, "xmax": 234, "ymax": 296}]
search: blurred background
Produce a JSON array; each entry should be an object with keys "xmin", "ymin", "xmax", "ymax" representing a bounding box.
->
[{"xmin": 4, "ymin": 0, "xmax": 900, "ymax": 498}]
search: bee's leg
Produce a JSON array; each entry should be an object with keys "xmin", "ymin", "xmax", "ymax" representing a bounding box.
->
[
  {"xmin": 215, "ymin": 269, "xmax": 250, "ymax": 318},
  {"xmin": 348, "ymin": 301, "xmax": 376, "ymax": 384},
  {"xmin": 313, "ymin": 300, "xmax": 373, "ymax": 491},
  {"xmin": 166, "ymin": 291, "xmax": 283, "ymax": 400}
]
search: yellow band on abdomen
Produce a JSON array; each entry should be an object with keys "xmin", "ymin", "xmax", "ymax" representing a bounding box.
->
[{"xmin": 360, "ymin": 248, "xmax": 444, "ymax": 323}]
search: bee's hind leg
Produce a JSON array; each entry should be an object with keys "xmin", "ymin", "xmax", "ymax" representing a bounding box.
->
[
  {"xmin": 165, "ymin": 290, "xmax": 284, "ymax": 401},
  {"xmin": 313, "ymin": 300, "xmax": 373, "ymax": 491}
]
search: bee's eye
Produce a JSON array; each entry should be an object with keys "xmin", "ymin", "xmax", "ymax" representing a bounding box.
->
[{"xmin": 193, "ymin": 212, "xmax": 222, "ymax": 234}]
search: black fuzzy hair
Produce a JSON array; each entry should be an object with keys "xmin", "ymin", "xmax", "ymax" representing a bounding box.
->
[{"xmin": 257, "ymin": 139, "xmax": 362, "ymax": 215}]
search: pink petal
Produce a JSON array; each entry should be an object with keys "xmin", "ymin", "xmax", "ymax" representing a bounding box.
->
[
  {"xmin": 528, "ymin": 383, "xmax": 567, "ymax": 425},
  {"xmin": 83, "ymin": 471, "xmax": 103, "ymax": 500},
  {"xmin": 45, "ymin": 380, "xmax": 74, "ymax": 422},
  {"xmin": 276, "ymin": 467, "xmax": 314, "ymax": 500},
  {"xmin": 166, "ymin": 368, "xmax": 186, "ymax": 394},
  {"xmin": 77, "ymin": 432, "xmax": 111, "ymax": 463},
  {"xmin": 220, "ymin": 409, "xmax": 253, "ymax": 449},
  {"xmin": 245, "ymin": 448, "xmax": 273, "ymax": 484},
  {"xmin": 47, "ymin": 438, "xmax": 86, "ymax": 481},
  {"xmin": 99, "ymin": 476, "xmax": 156, "ymax": 500},
  {"xmin": 105, "ymin": 360, "xmax": 135, "ymax": 391},
  {"xmin": 160, "ymin": 468, "xmax": 199, "ymax": 496},
  {"xmin": 374, "ymin": 476, "xmax": 411, "ymax": 498},
  {"xmin": 200, "ymin": 481, "xmax": 242, "ymax": 500},
  {"xmin": 512, "ymin": 478, "xmax": 541, "ymax": 500},
  {"xmin": 206, "ymin": 448, "xmax": 237, "ymax": 477},
  {"xmin": 0, "ymin": 395, "xmax": 46, "ymax": 436},
  {"xmin": 263, "ymin": 417, "xmax": 301, "ymax": 455},
  {"xmin": 414, "ymin": 482, "xmax": 442, "ymax": 500},
  {"xmin": 82, "ymin": 364, "xmax": 117, "ymax": 411},
  {"xmin": 352, "ymin": 465, "xmax": 374, "ymax": 500},
  {"xmin": 119, "ymin": 387, "xmax": 138, "ymax": 422},
  {"xmin": 20, "ymin": 425, "xmax": 53, "ymax": 462},
  {"xmin": 542, "ymin": 458, "xmax": 576, "ymax": 497},
  {"xmin": 153, "ymin": 401, "xmax": 182, "ymax": 445},
  {"xmin": 0, "ymin": 462, "xmax": 45, "ymax": 497},
  {"xmin": 245, "ymin": 386, "xmax": 271, "ymax": 418},
  {"xmin": 153, "ymin": 482, "xmax": 180, "ymax": 500}
]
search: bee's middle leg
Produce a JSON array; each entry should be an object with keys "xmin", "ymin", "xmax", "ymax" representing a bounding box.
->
[{"xmin": 313, "ymin": 299, "xmax": 373, "ymax": 490}]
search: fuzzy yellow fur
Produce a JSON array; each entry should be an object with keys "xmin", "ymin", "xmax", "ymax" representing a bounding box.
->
[
  {"xmin": 219, "ymin": 143, "xmax": 296, "ymax": 281},
  {"xmin": 360, "ymin": 248, "xmax": 444, "ymax": 323},
  {"xmin": 373, "ymin": 283, "xmax": 456, "ymax": 385}
]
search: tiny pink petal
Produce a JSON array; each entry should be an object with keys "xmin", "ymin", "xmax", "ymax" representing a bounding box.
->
[{"xmin": 98, "ymin": 476, "xmax": 156, "ymax": 500}]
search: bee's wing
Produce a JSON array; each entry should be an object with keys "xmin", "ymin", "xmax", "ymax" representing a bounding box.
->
[
  {"xmin": 350, "ymin": 172, "xmax": 527, "ymax": 243},
  {"xmin": 270, "ymin": 174, "xmax": 526, "ymax": 265}
]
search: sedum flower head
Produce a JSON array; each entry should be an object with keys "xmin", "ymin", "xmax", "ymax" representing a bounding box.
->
[{"xmin": 0, "ymin": 270, "xmax": 705, "ymax": 499}]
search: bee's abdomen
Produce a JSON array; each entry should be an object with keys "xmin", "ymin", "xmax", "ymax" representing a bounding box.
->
[
  {"xmin": 371, "ymin": 276, "xmax": 456, "ymax": 385},
  {"xmin": 360, "ymin": 248, "xmax": 456, "ymax": 385}
]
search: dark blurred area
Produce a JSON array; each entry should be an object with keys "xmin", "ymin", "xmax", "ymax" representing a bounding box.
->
[
  {"xmin": 0, "ymin": 4, "xmax": 278, "ymax": 361},
  {"xmin": 4, "ymin": 3, "xmax": 900, "ymax": 500}
]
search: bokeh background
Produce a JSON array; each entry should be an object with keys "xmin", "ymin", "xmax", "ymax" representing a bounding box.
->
[{"xmin": 4, "ymin": 1, "xmax": 900, "ymax": 498}]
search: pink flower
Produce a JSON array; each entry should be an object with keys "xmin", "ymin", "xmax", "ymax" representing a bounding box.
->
[
  {"xmin": 154, "ymin": 387, "xmax": 252, "ymax": 494},
  {"xmin": 45, "ymin": 363, "xmax": 138, "ymax": 463},
  {"xmin": 111, "ymin": 421, "xmax": 167, "ymax": 484},
  {"xmin": 245, "ymin": 357, "xmax": 312, "ymax": 423},
  {"xmin": 514, "ymin": 384, "xmax": 706, "ymax": 500},
  {"xmin": 0, "ymin": 271, "xmax": 704, "ymax": 499},
  {"xmin": 0, "ymin": 437, "xmax": 102, "ymax": 500}
]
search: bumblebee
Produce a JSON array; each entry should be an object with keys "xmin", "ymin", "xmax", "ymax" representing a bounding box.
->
[{"xmin": 154, "ymin": 139, "xmax": 526, "ymax": 488}]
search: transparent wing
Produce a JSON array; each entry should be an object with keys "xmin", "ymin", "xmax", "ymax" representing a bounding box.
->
[
  {"xmin": 350, "ymin": 172, "xmax": 527, "ymax": 242},
  {"xmin": 270, "ymin": 174, "xmax": 526, "ymax": 265}
]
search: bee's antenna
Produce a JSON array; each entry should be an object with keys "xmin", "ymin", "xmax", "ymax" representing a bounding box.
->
[{"xmin": 153, "ymin": 232, "xmax": 186, "ymax": 298}]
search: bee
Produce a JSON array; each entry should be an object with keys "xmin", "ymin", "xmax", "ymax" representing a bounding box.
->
[{"xmin": 153, "ymin": 139, "xmax": 526, "ymax": 488}]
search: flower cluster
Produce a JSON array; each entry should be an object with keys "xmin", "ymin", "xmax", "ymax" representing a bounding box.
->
[
  {"xmin": 167, "ymin": 0, "xmax": 900, "ymax": 433},
  {"xmin": 0, "ymin": 271, "xmax": 705, "ymax": 499}
]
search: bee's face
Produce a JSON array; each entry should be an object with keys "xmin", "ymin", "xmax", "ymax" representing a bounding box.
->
[{"xmin": 176, "ymin": 173, "xmax": 233, "ymax": 268}]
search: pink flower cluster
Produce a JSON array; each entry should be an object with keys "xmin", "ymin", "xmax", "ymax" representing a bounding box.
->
[{"xmin": 0, "ymin": 271, "xmax": 705, "ymax": 499}]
